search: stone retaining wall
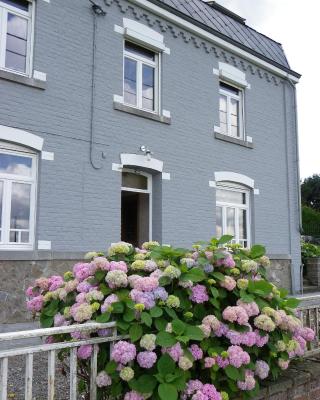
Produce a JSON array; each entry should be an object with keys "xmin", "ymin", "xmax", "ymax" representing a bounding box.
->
[
  {"xmin": 253, "ymin": 357, "xmax": 320, "ymax": 400},
  {"xmin": 0, "ymin": 257, "xmax": 293, "ymax": 324},
  {"xmin": 0, "ymin": 259, "xmax": 79, "ymax": 323}
]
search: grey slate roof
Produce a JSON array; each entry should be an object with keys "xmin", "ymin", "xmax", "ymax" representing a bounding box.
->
[{"xmin": 154, "ymin": 0, "xmax": 299, "ymax": 76}]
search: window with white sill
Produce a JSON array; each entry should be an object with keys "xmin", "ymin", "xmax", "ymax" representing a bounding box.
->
[
  {"xmin": 123, "ymin": 41, "xmax": 159, "ymax": 113},
  {"xmin": 219, "ymin": 82, "xmax": 244, "ymax": 139},
  {"xmin": 0, "ymin": 144, "xmax": 37, "ymax": 249},
  {"xmin": 0, "ymin": 0, "xmax": 33, "ymax": 75},
  {"xmin": 216, "ymin": 183, "xmax": 250, "ymax": 248}
]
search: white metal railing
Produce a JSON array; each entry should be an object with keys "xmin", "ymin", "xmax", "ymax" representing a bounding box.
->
[
  {"xmin": 0, "ymin": 321, "xmax": 121, "ymax": 400},
  {"xmin": 298, "ymin": 303, "xmax": 320, "ymax": 357}
]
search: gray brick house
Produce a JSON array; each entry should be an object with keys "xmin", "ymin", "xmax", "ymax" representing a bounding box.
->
[{"xmin": 0, "ymin": 0, "xmax": 301, "ymax": 324}]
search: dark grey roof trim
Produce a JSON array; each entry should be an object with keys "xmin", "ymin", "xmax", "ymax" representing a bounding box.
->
[{"xmin": 149, "ymin": 0, "xmax": 300, "ymax": 78}]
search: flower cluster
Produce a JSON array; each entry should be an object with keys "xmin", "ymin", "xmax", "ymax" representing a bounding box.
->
[{"xmin": 26, "ymin": 237, "xmax": 315, "ymax": 400}]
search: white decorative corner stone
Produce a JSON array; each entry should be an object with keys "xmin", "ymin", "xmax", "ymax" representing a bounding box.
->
[
  {"xmin": 246, "ymin": 136, "xmax": 253, "ymax": 143},
  {"xmin": 254, "ymin": 188, "xmax": 260, "ymax": 195},
  {"xmin": 41, "ymin": 151, "xmax": 54, "ymax": 161},
  {"xmin": 38, "ymin": 240, "xmax": 51, "ymax": 250},
  {"xmin": 33, "ymin": 70, "xmax": 47, "ymax": 82},
  {"xmin": 162, "ymin": 109, "xmax": 171, "ymax": 118},
  {"xmin": 162, "ymin": 172, "xmax": 171, "ymax": 180},
  {"xmin": 164, "ymin": 47, "xmax": 171, "ymax": 55},
  {"xmin": 112, "ymin": 163, "xmax": 123, "ymax": 172},
  {"xmin": 114, "ymin": 25, "xmax": 124, "ymax": 34},
  {"xmin": 113, "ymin": 94, "xmax": 124, "ymax": 103},
  {"xmin": 212, "ymin": 68, "xmax": 219, "ymax": 76},
  {"xmin": 209, "ymin": 181, "xmax": 216, "ymax": 188},
  {"xmin": 41, "ymin": 0, "xmax": 50, "ymax": 3},
  {"xmin": 214, "ymin": 125, "xmax": 221, "ymax": 134}
]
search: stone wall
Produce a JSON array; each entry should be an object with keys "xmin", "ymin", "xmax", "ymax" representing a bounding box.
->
[
  {"xmin": 252, "ymin": 357, "xmax": 320, "ymax": 400},
  {"xmin": 267, "ymin": 259, "xmax": 292, "ymax": 292},
  {"xmin": 0, "ymin": 259, "xmax": 79, "ymax": 324}
]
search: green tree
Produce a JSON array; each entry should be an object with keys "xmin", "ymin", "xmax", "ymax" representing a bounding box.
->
[{"xmin": 301, "ymin": 174, "xmax": 320, "ymax": 211}]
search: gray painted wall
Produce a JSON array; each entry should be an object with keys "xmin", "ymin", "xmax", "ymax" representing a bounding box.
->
[{"xmin": 0, "ymin": 0, "xmax": 301, "ymax": 291}]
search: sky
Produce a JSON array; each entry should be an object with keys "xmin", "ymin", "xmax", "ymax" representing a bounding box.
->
[{"xmin": 217, "ymin": 0, "xmax": 320, "ymax": 180}]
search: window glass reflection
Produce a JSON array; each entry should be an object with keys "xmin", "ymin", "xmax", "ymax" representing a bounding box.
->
[
  {"xmin": 122, "ymin": 172, "xmax": 148, "ymax": 190},
  {"xmin": 10, "ymin": 182, "xmax": 31, "ymax": 230},
  {"xmin": 216, "ymin": 189, "xmax": 245, "ymax": 204},
  {"xmin": 6, "ymin": 13, "xmax": 28, "ymax": 72},
  {"xmin": 2, "ymin": 0, "xmax": 29, "ymax": 11},
  {"xmin": 0, "ymin": 153, "xmax": 32, "ymax": 176},
  {"xmin": 124, "ymin": 58, "xmax": 137, "ymax": 106},
  {"xmin": 142, "ymin": 65, "xmax": 154, "ymax": 110}
]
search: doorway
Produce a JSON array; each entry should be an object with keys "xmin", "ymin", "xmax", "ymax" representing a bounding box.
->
[{"xmin": 121, "ymin": 170, "xmax": 151, "ymax": 247}]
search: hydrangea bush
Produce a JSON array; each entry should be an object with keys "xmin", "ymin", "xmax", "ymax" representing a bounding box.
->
[{"xmin": 26, "ymin": 236, "xmax": 315, "ymax": 400}]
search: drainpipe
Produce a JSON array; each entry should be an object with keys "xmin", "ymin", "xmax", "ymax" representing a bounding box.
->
[
  {"xmin": 286, "ymin": 75, "xmax": 303, "ymax": 293},
  {"xmin": 89, "ymin": 1, "xmax": 106, "ymax": 169}
]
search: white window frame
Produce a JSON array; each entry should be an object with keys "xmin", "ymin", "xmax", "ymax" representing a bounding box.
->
[
  {"xmin": 123, "ymin": 41, "xmax": 160, "ymax": 114},
  {"xmin": 216, "ymin": 182, "xmax": 250, "ymax": 248},
  {"xmin": 0, "ymin": 143, "xmax": 37, "ymax": 250},
  {"xmin": 121, "ymin": 169, "xmax": 152, "ymax": 241},
  {"xmin": 219, "ymin": 81, "xmax": 245, "ymax": 140},
  {"xmin": 0, "ymin": 0, "xmax": 34, "ymax": 77}
]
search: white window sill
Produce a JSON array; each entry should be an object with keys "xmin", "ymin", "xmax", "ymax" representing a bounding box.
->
[
  {"xmin": 0, "ymin": 244, "xmax": 34, "ymax": 251},
  {"xmin": 0, "ymin": 69, "xmax": 46, "ymax": 89},
  {"xmin": 113, "ymin": 101, "xmax": 171, "ymax": 124},
  {"xmin": 214, "ymin": 131, "xmax": 253, "ymax": 149}
]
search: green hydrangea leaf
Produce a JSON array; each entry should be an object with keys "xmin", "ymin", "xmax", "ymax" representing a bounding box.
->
[
  {"xmin": 129, "ymin": 323, "xmax": 143, "ymax": 342},
  {"xmin": 95, "ymin": 312, "xmax": 110, "ymax": 323},
  {"xmin": 150, "ymin": 306, "xmax": 163, "ymax": 318},
  {"xmin": 180, "ymin": 268, "xmax": 206, "ymax": 283},
  {"xmin": 157, "ymin": 354, "xmax": 176, "ymax": 375},
  {"xmin": 185, "ymin": 325, "xmax": 205, "ymax": 341},
  {"xmin": 172, "ymin": 319, "xmax": 186, "ymax": 336},
  {"xmin": 156, "ymin": 332, "xmax": 177, "ymax": 347},
  {"xmin": 141, "ymin": 312, "xmax": 153, "ymax": 327},
  {"xmin": 158, "ymin": 383, "xmax": 178, "ymax": 400},
  {"xmin": 250, "ymin": 245, "xmax": 266, "ymax": 259},
  {"xmin": 225, "ymin": 365, "xmax": 240, "ymax": 381}
]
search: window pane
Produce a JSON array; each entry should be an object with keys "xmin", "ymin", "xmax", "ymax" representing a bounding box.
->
[
  {"xmin": 0, "ymin": 153, "xmax": 32, "ymax": 176},
  {"xmin": 21, "ymin": 231, "xmax": 29, "ymax": 243},
  {"xmin": 219, "ymin": 95, "xmax": 227, "ymax": 112},
  {"xmin": 216, "ymin": 189, "xmax": 246, "ymax": 204},
  {"xmin": 220, "ymin": 82, "xmax": 239, "ymax": 95},
  {"xmin": 6, "ymin": 13, "xmax": 28, "ymax": 72},
  {"xmin": 122, "ymin": 172, "xmax": 148, "ymax": 190},
  {"xmin": 10, "ymin": 182, "xmax": 31, "ymax": 230},
  {"xmin": 239, "ymin": 209, "xmax": 247, "ymax": 241},
  {"xmin": 142, "ymin": 65, "xmax": 154, "ymax": 110},
  {"xmin": 226, "ymin": 207, "xmax": 235, "ymax": 236},
  {"xmin": 230, "ymin": 98, "xmax": 239, "ymax": 137},
  {"xmin": 124, "ymin": 58, "xmax": 137, "ymax": 106},
  {"xmin": 7, "ymin": 13, "xmax": 27, "ymax": 39},
  {"xmin": 125, "ymin": 41, "xmax": 155, "ymax": 61},
  {"xmin": 2, "ymin": 0, "xmax": 29, "ymax": 11},
  {"xmin": 216, "ymin": 206, "xmax": 222, "ymax": 238}
]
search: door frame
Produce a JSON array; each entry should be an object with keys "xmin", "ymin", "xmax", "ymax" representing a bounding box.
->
[{"xmin": 121, "ymin": 168, "xmax": 152, "ymax": 242}]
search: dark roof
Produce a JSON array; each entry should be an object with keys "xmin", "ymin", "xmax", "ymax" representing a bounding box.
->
[{"xmin": 154, "ymin": 0, "xmax": 299, "ymax": 76}]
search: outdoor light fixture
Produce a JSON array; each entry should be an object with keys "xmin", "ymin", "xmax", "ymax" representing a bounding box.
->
[
  {"xmin": 140, "ymin": 145, "xmax": 153, "ymax": 161},
  {"xmin": 89, "ymin": 0, "xmax": 106, "ymax": 15}
]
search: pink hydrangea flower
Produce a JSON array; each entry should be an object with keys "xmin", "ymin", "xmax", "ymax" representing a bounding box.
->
[
  {"xmin": 77, "ymin": 345, "xmax": 93, "ymax": 360},
  {"xmin": 35, "ymin": 277, "xmax": 50, "ymax": 291},
  {"xmin": 236, "ymin": 300, "xmax": 259, "ymax": 317},
  {"xmin": 48, "ymin": 276, "xmax": 64, "ymax": 291},
  {"xmin": 73, "ymin": 263, "xmax": 92, "ymax": 282},
  {"xmin": 101, "ymin": 294, "xmax": 119, "ymax": 313},
  {"xmin": 162, "ymin": 342, "xmax": 183, "ymax": 362},
  {"xmin": 137, "ymin": 351, "xmax": 157, "ymax": 368},
  {"xmin": 222, "ymin": 306, "xmax": 249, "ymax": 325},
  {"xmin": 255, "ymin": 360, "xmax": 270, "ymax": 379},
  {"xmin": 190, "ymin": 285, "xmax": 209, "ymax": 303},
  {"xmin": 220, "ymin": 276, "xmax": 236, "ymax": 291},
  {"xmin": 111, "ymin": 341, "xmax": 136, "ymax": 365},
  {"xmin": 92, "ymin": 257, "xmax": 110, "ymax": 271},
  {"xmin": 237, "ymin": 370, "xmax": 256, "ymax": 391},
  {"xmin": 124, "ymin": 391, "xmax": 144, "ymax": 400},
  {"xmin": 26, "ymin": 295, "xmax": 44, "ymax": 312},
  {"xmin": 204, "ymin": 357, "xmax": 216, "ymax": 368},
  {"xmin": 227, "ymin": 345, "xmax": 250, "ymax": 368},
  {"xmin": 133, "ymin": 277, "xmax": 159, "ymax": 292},
  {"xmin": 108, "ymin": 261, "xmax": 128, "ymax": 273},
  {"xmin": 96, "ymin": 371, "xmax": 112, "ymax": 387},
  {"xmin": 189, "ymin": 344, "xmax": 203, "ymax": 360}
]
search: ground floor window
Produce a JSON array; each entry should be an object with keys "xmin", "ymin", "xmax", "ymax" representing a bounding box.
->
[
  {"xmin": 216, "ymin": 183, "xmax": 250, "ymax": 247},
  {"xmin": 0, "ymin": 143, "xmax": 37, "ymax": 249},
  {"xmin": 121, "ymin": 170, "xmax": 152, "ymax": 247}
]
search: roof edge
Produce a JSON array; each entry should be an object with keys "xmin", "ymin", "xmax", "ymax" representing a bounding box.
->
[{"xmin": 129, "ymin": 0, "xmax": 301, "ymax": 80}]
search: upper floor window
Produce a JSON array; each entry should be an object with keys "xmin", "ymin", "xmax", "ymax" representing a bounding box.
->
[
  {"xmin": 216, "ymin": 183, "xmax": 250, "ymax": 247},
  {"xmin": 0, "ymin": 0, "xmax": 33, "ymax": 75},
  {"xmin": 0, "ymin": 144, "xmax": 37, "ymax": 249},
  {"xmin": 124, "ymin": 41, "xmax": 159, "ymax": 113},
  {"xmin": 219, "ymin": 82, "xmax": 244, "ymax": 139}
]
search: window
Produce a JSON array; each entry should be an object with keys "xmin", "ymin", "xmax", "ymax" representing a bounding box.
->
[
  {"xmin": 121, "ymin": 170, "xmax": 152, "ymax": 247},
  {"xmin": 0, "ymin": 0, "xmax": 33, "ymax": 75},
  {"xmin": 216, "ymin": 183, "xmax": 250, "ymax": 247},
  {"xmin": 0, "ymin": 144, "xmax": 37, "ymax": 249},
  {"xmin": 219, "ymin": 82, "xmax": 243, "ymax": 139},
  {"xmin": 123, "ymin": 41, "xmax": 159, "ymax": 113}
]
